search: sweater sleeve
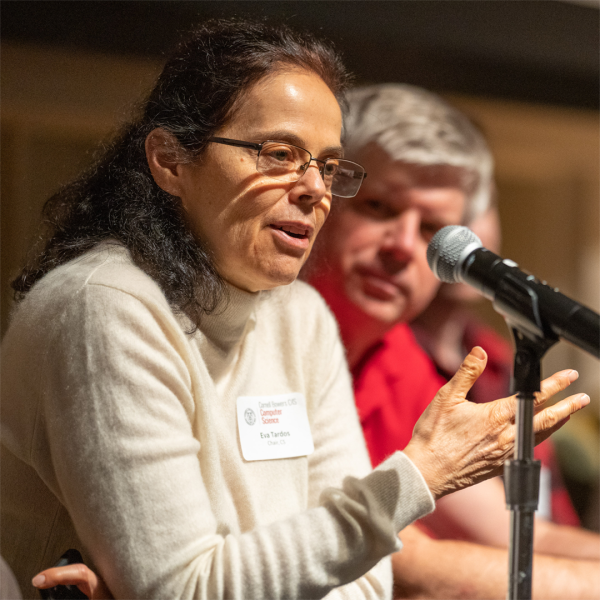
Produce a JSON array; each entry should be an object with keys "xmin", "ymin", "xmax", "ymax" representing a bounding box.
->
[
  {"xmin": 32, "ymin": 282, "xmax": 434, "ymax": 600},
  {"xmin": 304, "ymin": 307, "xmax": 430, "ymax": 600}
]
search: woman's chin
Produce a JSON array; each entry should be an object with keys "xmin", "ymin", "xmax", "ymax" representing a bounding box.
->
[
  {"xmin": 258, "ymin": 270, "xmax": 300, "ymax": 291},
  {"xmin": 224, "ymin": 265, "xmax": 301, "ymax": 293}
]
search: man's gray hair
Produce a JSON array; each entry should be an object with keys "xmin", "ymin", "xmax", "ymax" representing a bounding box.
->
[{"xmin": 343, "ymin": 84, "xmax": 494, "ymax": 221}]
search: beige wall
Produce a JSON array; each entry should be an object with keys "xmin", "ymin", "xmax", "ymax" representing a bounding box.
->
[
  {"xmin": 2, "ymin": 42, "xmax": 599, "ymax": 509},
  {"xmin": 1, "ymin": 43, "xmax": 161, "ymax": 335}
]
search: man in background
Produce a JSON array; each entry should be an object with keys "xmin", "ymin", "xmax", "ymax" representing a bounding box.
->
[{"xmin": 307, "ymin": 83, "xmax": 600, "ymax": 598}]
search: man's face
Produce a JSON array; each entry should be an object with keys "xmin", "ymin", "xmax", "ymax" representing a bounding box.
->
[{"xmin": 313, "ymin": 144, "xmax": 467, "ymax": 326}]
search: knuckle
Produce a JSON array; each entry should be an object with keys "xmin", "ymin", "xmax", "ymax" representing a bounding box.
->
[
  {"xmin": 490, "ymin": 398, "xmax": 514, "ymax": 425},
  {"xmin": 535, "ymin": 408, "xmax": 555, "ymax": 431},
  {"xmin": 435, "ymin": 383, "xmax": 451, "ymax": 400},
  {"xmin": 534, "ymin": 387, "xmax": 552, "ymax": 405},
  {"xmin": 73, "ymin": 563, "xmax": 88, "ymax": 580},
  {"xmin": 460, "ymin": 361, "xmax": 479, "ymax": 379},
  {"xmin": 498, "ymin": 427, "xmax": 515, "ymax": 450}
]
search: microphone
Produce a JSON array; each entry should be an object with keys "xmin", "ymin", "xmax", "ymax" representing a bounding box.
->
[{"xmin": 427, "ymin": 225, "xmax": 600, "ymax": 359}]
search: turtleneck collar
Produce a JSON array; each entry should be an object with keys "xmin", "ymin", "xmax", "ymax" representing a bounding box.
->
[{"xmin": 198, "ymin": 282, "xmax": 262, "ymax": 354}]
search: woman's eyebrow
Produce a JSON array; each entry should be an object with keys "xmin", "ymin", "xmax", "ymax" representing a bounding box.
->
[
  {"xmin": 321, "ymin": 145, "xmax": 345, "ymax": 158},
  {"xmin": 250, "ymin": 130, "xmax": 344, "ymax": 157}
]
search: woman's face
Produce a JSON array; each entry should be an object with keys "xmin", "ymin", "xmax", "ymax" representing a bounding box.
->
[{"xmin": 176, "ymin": 69, "xmax": 343, "ymax": 292}]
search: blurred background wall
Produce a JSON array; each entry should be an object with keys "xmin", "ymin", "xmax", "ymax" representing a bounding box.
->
[{"xmin": 1, "ymin": 0, "xmax": 599, "ymax": 528}]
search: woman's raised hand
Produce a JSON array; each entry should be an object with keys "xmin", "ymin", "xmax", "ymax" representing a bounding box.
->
[
  {"xmin": 32, "ymin": 563, "xmax": 112, "ymax": 600},
  {"xmin": 404, "ymin": 346, "xmax": 589, "ymax": 500}
]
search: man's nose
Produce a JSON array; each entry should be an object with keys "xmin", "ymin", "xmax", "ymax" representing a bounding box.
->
[
  {"xmin": 289, "ymin": 162, "xmax": 329, "ymax": 206},
  {"xmin": 382, "ymin": 211, "xmax": 421, "ymax": 261}
]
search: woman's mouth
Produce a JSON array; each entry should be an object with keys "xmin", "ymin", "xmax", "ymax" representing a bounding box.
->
[
  {"xmin": 274, "ymin": 224, "xmax": 308, "ymax": 239},
  {"xmin": 269, "ymin": 222, "xmax": 313, "ymax": 253}
]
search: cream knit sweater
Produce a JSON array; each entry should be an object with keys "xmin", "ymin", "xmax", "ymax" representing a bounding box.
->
[{"xmin": 1, "ymin": 243, "xmax": 434, "ymax": 600}]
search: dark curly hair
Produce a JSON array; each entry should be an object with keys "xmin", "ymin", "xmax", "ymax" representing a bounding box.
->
[{"xmin": 12, "ymin": 19, "xmax": 350, "ymax": 326}]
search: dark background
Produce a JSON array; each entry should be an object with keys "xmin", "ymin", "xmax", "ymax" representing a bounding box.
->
[{"xmin": 2, "ymin": 0, "xmax": 599, "ymax": 110}]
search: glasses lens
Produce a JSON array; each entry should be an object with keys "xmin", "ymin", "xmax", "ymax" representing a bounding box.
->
[
  {"xmin": 257, "ymin": 142, "xmax": 310, "ymax": 182},
  {"xmin": 329, "ymin": 160, "xmax": 366, "ymax": 198}
]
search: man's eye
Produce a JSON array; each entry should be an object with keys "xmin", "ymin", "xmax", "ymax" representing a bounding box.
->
[
  {"xmin": 421, "ymin": 223, "xmax": 441, "ymax": 241},
  {"xmin": 356, "ymin": 199, "xmax": 395, "ymax": 219}
]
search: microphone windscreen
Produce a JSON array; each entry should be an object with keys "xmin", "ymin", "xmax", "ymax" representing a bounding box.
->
[{"xmin": 427, "ymin": 226, "xmax": 482, "ymax": 283}]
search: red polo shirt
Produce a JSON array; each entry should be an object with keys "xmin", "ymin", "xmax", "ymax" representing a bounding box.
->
[{"xmin": 352, "ymin": 323, "xmax": 445, "ymax": 467}]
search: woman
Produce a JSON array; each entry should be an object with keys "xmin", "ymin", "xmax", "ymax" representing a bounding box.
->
[{"xmin": 1, "ymin": 20, "xmax": 586, "ymax": 600}]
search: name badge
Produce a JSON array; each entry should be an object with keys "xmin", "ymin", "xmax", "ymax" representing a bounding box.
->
[{"xmin": 236, "ymin": 393, "xmax": 314, "ymax": 461}]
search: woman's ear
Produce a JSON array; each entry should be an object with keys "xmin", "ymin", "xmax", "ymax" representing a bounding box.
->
[{"xmin": 145, "ymin": 128, "xmax": 185, "ymax": 197}]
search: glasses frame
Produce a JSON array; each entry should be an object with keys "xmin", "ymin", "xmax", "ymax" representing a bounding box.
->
[{"xmin": 207, "ymin": 136, "xmax": 367, "ymax": 198}]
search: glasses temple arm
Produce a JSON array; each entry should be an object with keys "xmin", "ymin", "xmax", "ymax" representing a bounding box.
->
[{"xmin": 208, "ymin": 137, "xmax": 262, "ymax": 151}]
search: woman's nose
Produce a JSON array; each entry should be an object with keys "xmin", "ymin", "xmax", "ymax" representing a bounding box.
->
[{"xmin": 289, "ymin": 163, "xmax": 329, "ymax": 206}]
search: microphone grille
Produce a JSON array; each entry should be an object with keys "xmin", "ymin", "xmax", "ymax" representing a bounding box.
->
[{"xmin": 427, "ymin": 226, "xmax": 482, "ymax": 283}]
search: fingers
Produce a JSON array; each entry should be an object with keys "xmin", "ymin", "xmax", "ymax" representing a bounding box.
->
[
  {"xmin": 534, "ymin": 369, "xmax": 579, "ymax": 407},
  {"xmin": 32, "ymin": 563, "xmax": 97, "ymax": 598},
  {"xmin": 535, "ymin": 415, "xmax": 570, "ymax": 445},
  {"xmin": 487, "ymin": 370, "xmax": 579, "ymax": 433},
  {"xmin": 437, "ymin": 346, "xmax": 487, "ymax": 402},
  {"xmin": 533, "ymin": 393, "xmax": 590, "ymax": 437}
]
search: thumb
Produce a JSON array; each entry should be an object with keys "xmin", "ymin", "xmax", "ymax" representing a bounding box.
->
[{"xmin": 437, "ymin": 346, "xmax": 487, "ymax": 404}]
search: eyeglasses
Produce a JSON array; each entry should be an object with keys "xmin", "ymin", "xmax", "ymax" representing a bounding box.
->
[{"xmin": 208, "ymin": 137, "xmax": 367, "ymax": 198}]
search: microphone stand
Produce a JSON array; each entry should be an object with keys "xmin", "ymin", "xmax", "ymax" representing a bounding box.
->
[{"xmin": 504, "ymin": 326, "xmax": 558, "ymax": 600}]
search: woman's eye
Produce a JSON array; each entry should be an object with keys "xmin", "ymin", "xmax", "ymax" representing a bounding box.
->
[
  {"xmin": 323, "ymin": 163, "xmax": 338, "ymax": 176},
  {"xmin": 267, "ymin": 148, "xmax": 294, "ymax": 162}
]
